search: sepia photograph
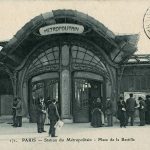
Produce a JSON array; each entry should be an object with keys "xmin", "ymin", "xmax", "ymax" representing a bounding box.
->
[{"xmin": 0, "ymin": 0, "xmax": 150, "ymax": 150}]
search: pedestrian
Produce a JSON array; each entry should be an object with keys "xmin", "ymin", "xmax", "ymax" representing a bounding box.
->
[
  {"xmin": 138, "ymin": 97, "xmax": 146, "ymax": 126},
  {"xmin": 117, "ymin": 97, "xmax": 126, "ymax": 128},
  {"xmin": 145, "ymin": 95, "xmax": 150, "ymax": 124},
  {"xmin": 126, "ymin": 93, "xmax": 137, "ymax": 126},
  {"xmin": 12, "ymin": 97, "xmax": 18, "ymax": 127},
  {"xmin": 105, "ymin": 97, "xmax": 113, "ymax": 126},
  {"xmin": 91, "ymin": 97, "xmax": 103, "ymax": 127},
  {"xmin": 15, "ymin": 97, "xmax": 23, "ymax": 127},
  {"xmin": 48, "ymin": 99, "xmax": 60, "ymax": 137},
  {"xmin": 36, "ymin": 96, "xmax": 46, "ymax": 133}
]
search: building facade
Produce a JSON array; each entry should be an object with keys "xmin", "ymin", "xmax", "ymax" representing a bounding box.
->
[{"xmin": 0, "ymin": 10, "xmax": 138, "ymax": 123}]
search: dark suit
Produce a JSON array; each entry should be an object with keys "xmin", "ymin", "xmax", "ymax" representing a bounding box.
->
[
  {"xmin": 139, "ymin": 100, "xmax": 146, "ymax": 126},
  {"xmin": 145, "ymin": 99, "xmax": 150, "ymax": 124},
  {"xmin": 118, "ymin": 100, "xmax": 126, "ymax": 127},
  {"xmin": 36, "ymin": 102, "xmax": 46, "ymax": 133},
  {"xmin": 126, "ymin": 97, "xmax": 137, "ymax": 126},
  {"xmin": 12, "ymin": 100, "xmax": 18, "ymax": 126},
  {"xmin": 48, "ymin": 103, "xmax": 59, "ymax": 137}
]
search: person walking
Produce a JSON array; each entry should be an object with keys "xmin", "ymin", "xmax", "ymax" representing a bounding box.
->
[
  {"xmin": 15, "ymin": 97, "xmax": 23, "ymax": 127},
  {"xmin": 36, "ymin": 96, "xmax": 46, "ymax": 133},
  {"xmin": 126, "ymin": 93, "xmax": 137, "ymax": 126},
  {"xmin": 117, "ymin": 97, "xmax": 127, "ymax": 128},
  {"xmin": 48, "ymin": 99, "xmax": 60, "ymax": 137},
  {"xmin": 138, "ymin": 97, "xmax": 146, "ymax": 126},
  {"xmin": 105, "ymin": 97, "xmax": 113, "ymax": 127}
]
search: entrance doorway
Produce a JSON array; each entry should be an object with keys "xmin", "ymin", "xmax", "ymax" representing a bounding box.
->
[
  {"xmin": 73, "ymin": 79, "xmax": 103, "ymax": 123},
  {"xmin": 29, "ymin": 76, "xmax": 59, "ymax": 122}
]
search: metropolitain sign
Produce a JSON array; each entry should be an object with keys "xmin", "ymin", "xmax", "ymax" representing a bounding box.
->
[{"xmin": 39, "ymin": 23, "xmax": 84, "ymax": 35}]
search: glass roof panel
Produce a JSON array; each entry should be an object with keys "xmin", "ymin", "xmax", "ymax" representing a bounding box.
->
[
  {"xmin": 53, "ymin": 47, "xmax": 59, "ymax": 51},
  {"xmin": 86, "ymin": 50, "xmax": 94, "ymax": 57},
  {"xmin": 82, "ymin": 60, "xmax": 90, "ymax": 64},
  {"xmin": 84, "ymin": 54, "xmax": 92, "ymax": 61},
  {"xmin": 33, "ymin": 60, "xmax": 41, "ymax": 67},
  {"xmin": 47, "ymin": 53, "xmax": 54, "ymax": 60},
  {"xmin": 72, "ymin": 50, "xmax": 77, "ymax": 58},
  {"xmin": 49, "ymin": 60, "xmax": 56, "ymax": 64},
  {"xmin": 77, "ymin": 51, "xmax": 85, "ymax": 59},
  {"xmin": 45, "ymin": 48, "xmax": 53, "ymax": 54},
  {"xmin": 38, "ymin": 52, "xmax": 45, "ymax": 59},
  {"xmin": 54, "ymin": 51, "xmax": 59, "ymax": 59},
  {"xmin": 78, "ymin": 47, "xmax": 86, "ymax": 53},
  {"xmin": 76, "ymin": 59, "xmax": 83, "ymax": 63},
  {"xmin": 72, "ymin": 45, "xmax": 78, "ymax": 50},
  {"xmin": 40, "ymin": 56, "xmax": 48, "ymax": 63}
]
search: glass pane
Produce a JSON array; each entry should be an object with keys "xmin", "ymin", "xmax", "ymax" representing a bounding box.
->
[
  {"xmin": 49, "ymin": 60, "xmax": 55, "ymax": 64},
  {"xmin": 79, "ymin": 47, "xmax": 86, "ymax": 53},
  {"xmin": 53, "ymin": 46, "xmax": 59, "ymax": 52},
  {"xmin": 32, "ymin": 59, "xmax": 38, "ymax": 65},
  {"xmin": 40, "ymin": 56, "xmax": 48, "ymax": 64},
  {"xmin": 94, "ymin": 56, "xmax": 100, "ymax": 62},
  {"xmin": 72, "ymin": 50, "xmax": 77, "ymax": 58},
  {"xmin": 34, "ymin": 60, "xmax": 41, "ymax": 67},
  {"xmin": 76, "ymin": 59, "xmax": 83, "ymax": 63},
  {"xmin": 38, "ymin": 52, "xmax": 45, "ymax": 59},
  {"xmin": 82, "ymin": 60, "xmax": 90, "ymax": 64},
  {"xmin": 86, "ymin": 50, "xmax": 94, "ymax": 57},
  {"xmin": 54, "ymin": 51, "xmax": 59, "ymax": 59},
  {"xmin": 84, "ymin": 54, "xmax": 92, "ymax": 61},
  {"xmin": 45, "ymin": 48, "xmax": 53, "ymax": 54},
  {"xmin": 71, "ymin": 45, "xmax": 78, "ymax": 50},
  {"xmin": 74, "ymin": 79, "xmax": 89, "ymax": 108},
  {"xmin": 77, "ymin": 51, "xmax": 85, "ymax": 59},
  {"xmin": 33, "ymin": 65, "xmax": 43, "ymax": 71},
  {"xmin": 47, "ymin": 53, "xmax": 54, "ymax": 60}
]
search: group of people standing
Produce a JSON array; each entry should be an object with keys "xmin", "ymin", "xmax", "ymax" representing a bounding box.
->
[
  {"xmin": 118, "ymin": 93, "xmax": 150, "ymax": 127},
  {"xmin": 91, "ymin": 97, "xmax": 113, "ymax": 127},
  {"xmin": 12, "ymin": 93, "xmax": 150, "ymax": 136},
  {"xmin": 91, "ymin": 93, "xmax": 150, "ymax": 128},
  {"xmin": 12, "ymin": 97, "xmax": 23, "ymax": 127},
  {"xmin": 36, "ymin": 97, "xmax": 60, "ymax": 137}
]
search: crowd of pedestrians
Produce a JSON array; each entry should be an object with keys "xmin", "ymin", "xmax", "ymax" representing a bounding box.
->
[
  {"xmin": 90, "ymin": 93, "xmax": 150, "ymax": 128},
  {"xmin": 11, "ymin": 93, "xmax": 150, "ymax": 137}
]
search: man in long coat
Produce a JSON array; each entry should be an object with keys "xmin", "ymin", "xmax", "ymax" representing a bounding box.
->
[
  {"xmin": 36, "ymin": 97, "xmax": 46, "ymax": 133},
  {"xmin": 126, "ymin": 93, "xmax": 137, "ymax": 126},
  {"xmin": 48, "ymin": 99, "xmax": 60, "ymax": 137}
]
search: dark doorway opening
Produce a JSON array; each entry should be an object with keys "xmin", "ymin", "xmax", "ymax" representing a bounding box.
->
[
  {"xmin": 29, "ymin": 78, "xmax": 59, "ymax": 123},
  {"xmin": 73, "ymin": 79, "xmax": 103, "ymax": 123}
]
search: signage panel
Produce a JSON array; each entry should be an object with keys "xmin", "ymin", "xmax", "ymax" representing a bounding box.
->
[{"xmin": 39, "ymin": 23, "xmax": 84, "ymax": 35}]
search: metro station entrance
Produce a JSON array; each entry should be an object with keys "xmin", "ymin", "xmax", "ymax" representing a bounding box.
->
[
  {"xmin": 29, "ymin": 73, "xmax": 59, "ymax": 122},
  {"xmin": 73, "ymin": 79, "xmax": 103, "ymax": 123}
]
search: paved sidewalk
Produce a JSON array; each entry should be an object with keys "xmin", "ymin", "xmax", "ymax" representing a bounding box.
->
[{"xmin": 0, "ymin": 120, "xmax": 149, "ymax": 150}]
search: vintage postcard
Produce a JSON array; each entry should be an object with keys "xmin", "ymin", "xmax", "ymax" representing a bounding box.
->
[{"xmin": 0, "ymin": 0, "xmax": 150, "ymax": 150}]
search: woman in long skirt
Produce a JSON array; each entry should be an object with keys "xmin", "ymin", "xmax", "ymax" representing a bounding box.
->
[{"xmin": 91, "ymin": 97, "xmax": 103, "ymax": 127}]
